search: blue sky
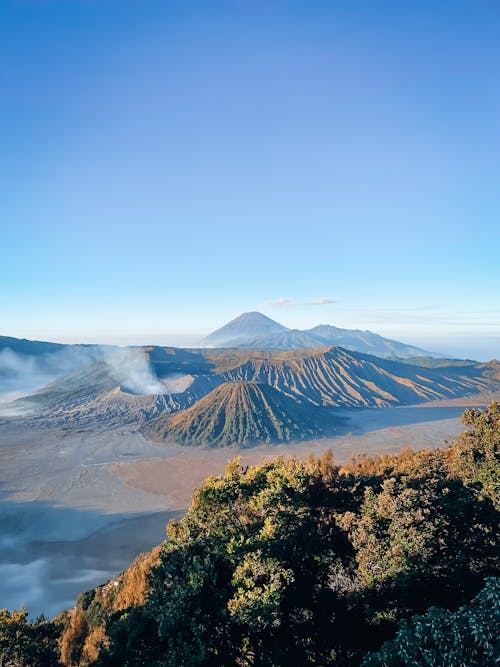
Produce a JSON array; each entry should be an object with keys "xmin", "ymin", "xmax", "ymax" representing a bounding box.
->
[{"xmin": 1, "ymin": 1, "xmax": 499, "ymax": 358}]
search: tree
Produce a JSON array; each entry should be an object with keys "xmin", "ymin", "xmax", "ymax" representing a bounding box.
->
[
  {"xmin": 361, "ymin": 577, "xmax": 500, "ymax": 666},
  {"xmin": 60, "ymin": 608, "xmax": 88, "ymax": 667},
  {"xmin": 0, "ymin": 607, "xmax": 61, "ymax": 667},
  {"xmin": 449, "ymin": 401, "xmax": 500, "ymax": 509}
]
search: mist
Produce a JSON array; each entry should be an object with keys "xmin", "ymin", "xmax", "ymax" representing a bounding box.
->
[{"xmin": 0, "ymin": 346, "xmax": 104, "ymax": 404}]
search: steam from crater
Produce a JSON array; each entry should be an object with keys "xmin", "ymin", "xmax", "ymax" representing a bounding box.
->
[{"xmin": 103, "ymin": 348, "xmax": 165, "ymax": 395}]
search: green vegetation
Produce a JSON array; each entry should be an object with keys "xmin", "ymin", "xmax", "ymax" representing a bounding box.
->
[
  {"xmin": 0, "ymin": 608, "xmax": 61, "ymax": 666},
  {"xmin": 449, "ymin": 402, "xmax": 500, "ymax": 509},
  {"xmin": 3, "ymin": 404, "xmax": 499, "ymax": 665},
  {"xmin": 362, "ymin": 577, "xmax": 499, "ymax": 666}
]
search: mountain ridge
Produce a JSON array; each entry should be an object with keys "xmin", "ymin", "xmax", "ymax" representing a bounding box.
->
[
  {"xmin": 8, "ymin": 345, "xmax": 499, "ymax": 446},
  {"xmin": 200, "ymin": 312, "xmax": 442, "ymax": 359}
]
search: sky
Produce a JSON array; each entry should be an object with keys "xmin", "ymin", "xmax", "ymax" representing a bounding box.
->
[{"xmin": 1, "ymin": 0, "xmax": 499, "ymax": 359}]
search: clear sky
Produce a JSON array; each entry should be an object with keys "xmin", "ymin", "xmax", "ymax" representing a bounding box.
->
[{"xmin": 1, "ymin": 1, "xmax": 499, "ymax": 359}]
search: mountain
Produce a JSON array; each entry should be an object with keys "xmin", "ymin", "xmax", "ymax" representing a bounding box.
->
[
  {"xmin": 10, "ymin": 349, "xmax": 221, "ymax": 424},
  {"xmin": 303, "ymin": 325, "xmax": 440, "ymax": 358},
  {"xmin": 201, "ymin": 312, "xmax": 441, "ymax": 359},
  {"xmin": 200, "ymin": 312, "xmax": 288, "ymax": 347},
  {"xmin": 145, "ymin": 381, "xmax": 329, "ymax": 447},
  {"xmin": 0, "ymin": 335, "xmax": 67, "ymax": 356},
  {"xmin": 11, "ymin": 345, "xmax": 499, "ymax": 444}
]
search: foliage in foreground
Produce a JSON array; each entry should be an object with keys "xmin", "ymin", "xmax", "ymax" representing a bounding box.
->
[
  {"xmin": 362, "ymin": 576, "xmax": 500, "ymax": 666},
  {"xmin": 3, "ymin": 403, "xmax": 499, "ymax": 666},
  {"xmin": 0, "ymin": 608, "xmax": 61, "ymax": 666}
]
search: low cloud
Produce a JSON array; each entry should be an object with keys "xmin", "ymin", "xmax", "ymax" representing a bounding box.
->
[
  {"xmin": 0, "ymin": 347, "xmax": 101, "ymax": 400},
  {"xmin": 266, "ymin": 297, "xmax": 337, "ymax": 308}
]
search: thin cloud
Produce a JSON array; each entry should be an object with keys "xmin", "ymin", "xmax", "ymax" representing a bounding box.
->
[{"xmin": 266, "ymin": 297, "xmax": 337, "ymax": 308}]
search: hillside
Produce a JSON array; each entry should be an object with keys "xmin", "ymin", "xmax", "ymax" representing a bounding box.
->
[
  {"xmin": 0, "ymin": 336, "xmax": 109, "ymax": 398},
  {"xmin": 305, "ymin": 324, "xmax": 442, "ymax": 358},
  {"xmin": 145, "ymin": 381, "xmax": 328, "ymax": 446},
  {"xmin": 0, "ymin": 335, "xmax": 67, "ymax": 356}
]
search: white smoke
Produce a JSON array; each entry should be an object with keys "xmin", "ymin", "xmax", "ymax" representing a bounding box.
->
[
  {"xmin": 0, "ymin": 346, "xmax": 104, "ymax": 394},
  {"xmin": 102, "ymin": 348, "xmax": 166, "ymax": 395}
]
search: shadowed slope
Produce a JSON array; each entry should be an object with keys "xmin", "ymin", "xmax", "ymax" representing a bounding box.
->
[{"xmin": 145, "ymin": 381, "xmax": 329, "ymax": 447}]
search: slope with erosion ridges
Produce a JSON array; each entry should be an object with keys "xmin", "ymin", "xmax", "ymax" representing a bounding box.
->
[
  {"xmin": 221, "ymin": 347, "xmax": 497, "ymax": 408},
  {"xmin": 145, "ymin": 381, "xmax": 330, "ymax": 447},
  {"xmin": 69, "ymin": 375, "xmax": 224, "ymax": 426},
  {"xmin": 59, "ymin": 388, "xmax": 174, "ymax": 426}
]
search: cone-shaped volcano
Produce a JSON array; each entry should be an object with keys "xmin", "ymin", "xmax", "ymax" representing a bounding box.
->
[{"xmin": 145, "ymin": 381, "xmax": 328, "ymax": 447}]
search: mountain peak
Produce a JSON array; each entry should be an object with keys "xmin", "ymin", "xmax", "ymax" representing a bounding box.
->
[
  {"xmin": 201, "ymin": 312, "xmax": 288, "ymax": 348},
  {"xmin": 226, "ymin": 311, "xmax": 286, "ymax": 327}
]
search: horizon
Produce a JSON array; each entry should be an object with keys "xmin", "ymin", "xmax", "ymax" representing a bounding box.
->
[
  {"xmin": 2, "ymin": 308, "xmax": 498, "ymax": 361},
  {"xmin": 2, "ymin": 1, "xmax": 499, "ymax": 360}
]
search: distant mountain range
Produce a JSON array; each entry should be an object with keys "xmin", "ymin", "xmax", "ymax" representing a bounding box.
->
[
  {"xmin": 7, "ymin": 344, "xmax": 498, "ymax": 446},
  {"xmin": 200, "ymin": 311, "xmax": 442, "ymax": 359}
]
